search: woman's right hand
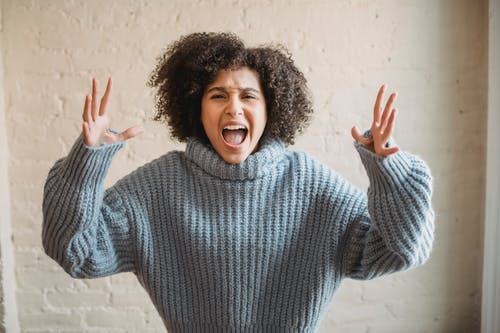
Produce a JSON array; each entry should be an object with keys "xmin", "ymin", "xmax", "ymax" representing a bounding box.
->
[{"xmin": 82, "ymin": 77, "xmax": 143, "ymax": 147}]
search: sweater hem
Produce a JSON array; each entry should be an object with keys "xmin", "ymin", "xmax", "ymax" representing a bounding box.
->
[
  {"xmin": 354, "ymin": 141, "xmax": 424, "ymax": 194},
  {"xmin": 60, "ymin": 134, "xmax": 124, "ymax": 187},
  {"xmin": 165, "ymin": 321, "xmax": 318, "ymax": 333}
]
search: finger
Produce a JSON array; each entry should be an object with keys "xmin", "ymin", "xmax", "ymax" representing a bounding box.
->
[
  {"xmin": 82, "ymin": 95, "xmax": 91, "ymax": 123},
  {"xmin": 82, "ymin": 122, "xmax": 91, "ymax": 146},
  {"xmin": 380, "ymin": 93, "xmax": 397, "ymax": 133},
  {"xmin": 91, "ymin": 78, "xmax": 98, "ymax": 121},
  {"xmin": 373, "ymin": 84, "xmax": 386, "ymax": 125},
  {"xmin": 114, "ymin": 125, "xmax": 144, "ymax": 142},
  {"xmin": 380, "ymin": 146, "xmax": 400, "ymax": 156},
  {"xmin": 86, "ymin": 95, "xmax": 93, "ymax": 123},
  {"xmin": 99, "ymin": 77, "xmax": 112, "ymax": 116},
  {"xmin": 382, "ymin": 108, "xmax": 397, "ymax": 141},
  {"xmin": 351, "ymin": 126, "xmax": 373, "ymax": 145}
]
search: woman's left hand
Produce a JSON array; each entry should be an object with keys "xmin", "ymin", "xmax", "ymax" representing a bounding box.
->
[{"xmin": 351, "ymin": 84, "xmax": 400, "ymax": 157}]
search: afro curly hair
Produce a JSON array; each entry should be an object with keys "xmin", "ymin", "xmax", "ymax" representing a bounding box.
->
[{"xmin": 147, "ymin": 32, "xmax": 313, "ymax": 145}]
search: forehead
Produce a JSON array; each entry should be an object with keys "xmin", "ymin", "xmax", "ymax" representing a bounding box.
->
[{"xmin": 207, "ymin": 67, "xmax": 261, "ymax": 90}]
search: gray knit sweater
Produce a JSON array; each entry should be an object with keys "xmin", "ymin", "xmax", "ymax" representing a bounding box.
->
[{"xmin": 42, "ymin": 135, "xmax": 434, "ymax": 332}]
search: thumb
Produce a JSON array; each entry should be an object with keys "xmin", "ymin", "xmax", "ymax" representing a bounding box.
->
[
  {"xmin": 116, "ymin": 125, "xmax": 144, "ymax": 142},
  {"xmin": 351, "ymin": 126, "xmax": 372, "ymax": 145},
  {"xmin": 351, "ymin": 126, "xmax": 362, "ymax": 141}
]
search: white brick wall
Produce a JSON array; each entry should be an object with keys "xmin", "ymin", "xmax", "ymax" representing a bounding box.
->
[
  {"xmin": 1, "ymin": 0, "xmax": 487, "ymax": 331},
  {"xmin": 1, "ymin": 1, "xmax": 20, "ymax": 331}
]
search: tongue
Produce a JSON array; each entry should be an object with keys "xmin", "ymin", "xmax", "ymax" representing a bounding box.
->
[{"xmin": 223, "ymin": 129, "xmax": 246, "ymax": 145}]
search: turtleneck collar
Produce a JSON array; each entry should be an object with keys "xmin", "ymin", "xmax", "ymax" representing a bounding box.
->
[{"xmin": 184, "ymin": 137, "xmax": 287, "ymax": 180}]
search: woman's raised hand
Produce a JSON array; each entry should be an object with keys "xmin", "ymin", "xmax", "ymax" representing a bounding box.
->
[
  {"xmin": 82, "ymin": 78, "xmax": 143, "ymax": 147},
  {"xmin": 351, "ymin": 84, "xmax": 400, "ymax": 157}
]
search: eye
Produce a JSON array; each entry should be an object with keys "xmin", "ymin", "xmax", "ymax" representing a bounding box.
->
[
  {"xmin": 210, "ymin": 94, "xmax": 225, "ymax": 99},
  {"xmin": 242, "ymin": 94, "xmax": 256, "ymax": 100}
]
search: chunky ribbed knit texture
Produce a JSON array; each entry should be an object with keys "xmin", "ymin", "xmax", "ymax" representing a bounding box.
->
[{"xmin": 42, "ymin": 135, "xmax": 434, "ymax": 332}]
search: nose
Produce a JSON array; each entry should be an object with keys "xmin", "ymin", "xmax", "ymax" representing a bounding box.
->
[{"xmin": 225, "ymin": 95, "xmax": 243, "ymax": 116}]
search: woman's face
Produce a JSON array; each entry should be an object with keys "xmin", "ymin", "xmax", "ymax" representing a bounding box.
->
[{"xmin": 201, "ymin": 67, "xmax": 267, "ymax": 164}]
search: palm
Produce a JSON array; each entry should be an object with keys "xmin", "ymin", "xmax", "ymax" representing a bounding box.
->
[
  {"xmin": 84, "ymin": 113, "xmax": 111, "ymax": 147},
  {"xmin": 82, "ymin": 78, "xmax": 142, "ymax": 147}
]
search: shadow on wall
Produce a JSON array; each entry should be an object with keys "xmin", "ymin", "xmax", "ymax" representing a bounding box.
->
[{"xmin": 431, "ymin": 0, "xmax": 487, "ymax": 330}]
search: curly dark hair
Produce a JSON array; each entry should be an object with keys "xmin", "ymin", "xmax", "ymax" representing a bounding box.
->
[{"xmin": 147, "ymin": 32, "xmax": 313, "ymax": 145}]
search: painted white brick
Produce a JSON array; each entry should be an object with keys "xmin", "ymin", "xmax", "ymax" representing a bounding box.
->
[
  {"xmin": 74, "ymin": 277, "xmax": 111, "ymax": 293},
  {"xmin": 111, "ymin": 290, "xmax": 154, "ymax": 308},
  {"xmin": 17, "ymin": 269, "xmax": 77, "ymax": 292},
  {"xmin": 85, "ymin": 308, "xmax": 146, "ymax": 329},
  {"xmin": 46, "ymin": 290, "xmax": 110, "ymax": 308},
  {"xmin": 15, "ymin": 291, "xmax": 45, "ymax": 315},
  {"xmin": 20, "ymin": 312, "xmax": 82, "ymax": 330}
]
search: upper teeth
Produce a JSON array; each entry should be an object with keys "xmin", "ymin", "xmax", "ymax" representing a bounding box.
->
[{"xmin": 224, "ymin": 125, "xmax": 246, "ymax": 130}]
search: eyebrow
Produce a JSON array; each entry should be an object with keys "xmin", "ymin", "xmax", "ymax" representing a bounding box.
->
[{"xmin": 206, "ymin": 87, "xmax": 260, "ymax": 94}]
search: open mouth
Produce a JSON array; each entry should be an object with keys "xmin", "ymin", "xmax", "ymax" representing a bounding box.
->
[{"xmin": 222, "ymin": 125, "xmax": 248, "ymax": 146}]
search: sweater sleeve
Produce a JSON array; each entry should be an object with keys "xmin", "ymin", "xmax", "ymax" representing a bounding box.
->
[
  {"xmin": 340, "ymin": 143, "xmax": 435, "ymax": 280},
  {"xmin": 42, "ymin": 135, "xmax": 135, "ymax": 278}
]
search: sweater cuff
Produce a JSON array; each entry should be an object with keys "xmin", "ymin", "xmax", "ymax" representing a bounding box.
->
[
  {"xmin": 59, "ymin": 134, "xmax": 124, "ymax": 187},
  {"xmin": 354, "ymin": 141, "xmax": 415, "ymax": 194}
]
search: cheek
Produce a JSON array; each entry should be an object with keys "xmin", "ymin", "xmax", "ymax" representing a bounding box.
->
[
  {"xmin": 200, "ymin": 109, "xmax": 207, "ymax": 128},
  {"xmin": 200, "ymin": 104, "xmax": 215, "ymax": 132},
  {"xmin": 256, "ymin": 108, "xmax": 268, "ymax": 131}
]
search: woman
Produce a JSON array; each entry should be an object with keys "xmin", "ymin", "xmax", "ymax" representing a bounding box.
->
[{"xmin": 42, "ymin": 32, "xmax": 434, "ymax": 332}]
